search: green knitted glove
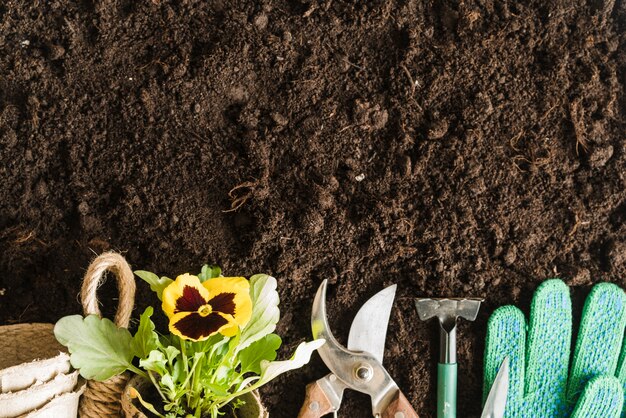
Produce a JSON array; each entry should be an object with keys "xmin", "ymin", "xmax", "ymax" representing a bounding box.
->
[{"xmin": 483, "ymin": 279, "xmax": 626, "ymax": 417}]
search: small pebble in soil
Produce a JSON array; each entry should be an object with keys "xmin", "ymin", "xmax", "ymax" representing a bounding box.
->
[
  {"xmin": 48, "ymin": 44, "xmax": 65, "ymax": 60},
  {"xmin": 427, "ymin": 119, "xmax": 449, "ymax": 139},
  {"xmin": 316, "ymin": 189, "xmax": 334, "ymax": 210},
  {"xmin": 355, "ymin": 173, "xmax": 365, "ymax": 182},
  {"xmin": 588, "ymin": 144, "xmax": 613, "ymax": 168},
  {"xmin": 503, "ymin": 245, "xmax": 517, "ymax": 265},
  {"xmin": 78, "ymin": 201, "xmax": 90, "ymax": 215},
  {"xmin": 326, "ymin": 176, "xmax": 340, "ymax": 191},
  {"xmin": 271, "ymin": 112, "xmax": 288, "ymax": 126},
  {"xmin": 302, "ymin": 211, "xmax": 324, "ymax": 235},
  {"xmin": 353, "ymin": 99, "xmax": 388, "ymax": 130},
  {"xmin": 253, "ymin": 13, "xmax": 268, "ymax": 30}
]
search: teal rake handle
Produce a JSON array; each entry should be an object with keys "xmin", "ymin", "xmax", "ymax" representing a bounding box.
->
[{"xmin": 438, "ymin": 362, "xmax": 457, "ymax": 418}]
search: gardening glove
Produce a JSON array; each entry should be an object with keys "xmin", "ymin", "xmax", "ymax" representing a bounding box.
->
[{"xmin": 483, "ymin": 279, "xmax": 626, "ymax": 418}]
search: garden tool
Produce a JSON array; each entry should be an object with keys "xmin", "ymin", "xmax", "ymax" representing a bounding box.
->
[
  {"xmin": 298, "ymin": 280, "xmax": 420, "ymax": 418},
  {"xmin": 480, "ymin": 357, "xmax": 509, "ymax": 418},
  {"xmin": 484, "ymin": 279, "xmax": 626, "ymax": 418},
  {"xmin": 414, "ymin": 297, "xmax": 483, "ymax": 418}
]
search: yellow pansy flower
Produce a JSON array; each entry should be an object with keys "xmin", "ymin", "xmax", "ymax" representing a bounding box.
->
[{"xmin": 162, "ymin": 273, "xmax": 252, "ymax": 341}]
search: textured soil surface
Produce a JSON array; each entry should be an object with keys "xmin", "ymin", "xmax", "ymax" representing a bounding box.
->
[{"xmin": 1, "ymin": 0, "xmax": 625, "ymax": 416}]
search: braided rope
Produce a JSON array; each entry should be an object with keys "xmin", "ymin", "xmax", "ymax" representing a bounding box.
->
[
  {"xmin": 79, "ymin": 375, "xmax": 130, "ymax": 417},
  {"xmin": 81, "ymin": 252, "xmax": 135, "ymax": 328},
  {"xmin": 79, "ymin": 252, "xmax": 135, "ymax": 418}
]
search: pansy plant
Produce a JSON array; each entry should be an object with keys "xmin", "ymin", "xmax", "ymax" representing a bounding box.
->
[{"xmin": 54, "ymin": 266, "xmax": 324, "ymax": 418}]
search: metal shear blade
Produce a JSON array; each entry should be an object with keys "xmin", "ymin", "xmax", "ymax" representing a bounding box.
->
[
  {"xmin": 310, "ymin": 280, "xmax": 409, "ymax": 416},
  {"xmin": 481, "ymin": 357, "xmax": 509, "ymax": 418}
]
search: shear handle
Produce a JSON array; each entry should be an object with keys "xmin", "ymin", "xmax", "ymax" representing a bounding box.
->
[
  {"xmin": 297, "ymin": 380, "xmax": 335, "ymax": 418},
  {"xmin": 381, "ymin": 390, "xmax": 420, "ymax": 418}
]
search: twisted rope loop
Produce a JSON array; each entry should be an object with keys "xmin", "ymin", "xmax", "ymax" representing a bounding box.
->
[{"xmin": 79, "ymin": 252, "xmax": 136, "ymax": 418}]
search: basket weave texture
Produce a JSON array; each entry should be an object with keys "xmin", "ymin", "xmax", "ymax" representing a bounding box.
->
[
  {"xmin": 0, "ymin": 323, "xmax": 64, "ymax": 370},
  {"xmin": 0, "ymin": 324, "xmax": 83, "ymax": 418}
]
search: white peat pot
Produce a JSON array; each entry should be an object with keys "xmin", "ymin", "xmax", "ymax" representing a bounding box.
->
[{"xmin": 0, "ymin": 323, "xmax": 84, "ymax": 418}]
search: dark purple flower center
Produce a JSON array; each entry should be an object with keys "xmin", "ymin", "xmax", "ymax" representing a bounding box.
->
[
  {"xmin": 173, "ymin": 312, "xmax": 229, "ymax": 340},
  {"xmin": 175, "ymin": 285, "xmax": 208, "ymax": 313},
  {"xmin": 208, "ymin": 292, "xmax": 237, "ymax": 316}
]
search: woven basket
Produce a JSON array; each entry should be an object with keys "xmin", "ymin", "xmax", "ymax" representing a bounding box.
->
[
  {"xmin": 121, "ymin": 375, "xmax": 269, "ymax": 418},
  {"xmin": 0, "ymin": 323, "xmax": 83, "ymax": 418}
]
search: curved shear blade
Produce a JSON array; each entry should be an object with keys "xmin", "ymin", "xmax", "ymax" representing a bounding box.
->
[
  {"xmin": 312, "ymin": 280, "xmax": 400, "ymax": 416},
  {"xmin": 347, "ymin": 284, "xmax": 397, "ymax": 364},
  {"xmin": 481, "ymin": 357, "xmax": 509, "ymax": 418}
]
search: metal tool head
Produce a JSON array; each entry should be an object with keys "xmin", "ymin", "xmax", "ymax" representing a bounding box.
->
[
  {"xmin": 480, "ymin": 357, "xmax": 509, "ymax": 418},
  {"xmin": 312, "ymin": 280, "xmax": 400, "ymax": 416},
  {"xmin": 415, "ymin": 297, "xmax": 484, "ymax": 363},
  {"xmin": 415, "ymin": 297, "xmax": 484, "ymax": 328}
]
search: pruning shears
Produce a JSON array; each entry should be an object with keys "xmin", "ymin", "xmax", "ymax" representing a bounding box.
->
[
  {"xmin": 298, "ymin": 280, "xmax": 419, "ymax": 418},
  {"xmin": 298, "ymin": 280, "xmax": 510, "ymax": 418}
]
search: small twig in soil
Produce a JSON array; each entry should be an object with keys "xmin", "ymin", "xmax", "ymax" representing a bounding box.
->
[
  {"xmin": 340, "ymin": 57, "xmax": 366, "ymax": 72},
  {"xmin": 509, "ymin": 130, "xmax": 524, "ymax": 152},
  {"xmin": 13, "ymin": 230, "xmax": 35, "ymax": 244},
  {"xmin": 6, "ymin": 303, "xmax": 32, "ymax": 324},
  {"xmin": 511, "ymin": 155, "xmax": 532, "ymax": 172},
  {"xmin": 400, "ymin": 64, "xmax": 417, "ymax": 96},
  {"xmin": 568, "ymin": 99, "xmax": 588, "ymax": 155},
  {"xmin": 568, "ymin": 213, "xmax": 590, "ymax": 236},
  {"xmin": 223, "ymin": 181, "xmax": 258, "ymax": 212}
]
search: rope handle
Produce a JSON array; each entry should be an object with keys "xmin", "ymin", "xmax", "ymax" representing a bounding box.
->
[{"xmin": 81, "ymin": 252, "xmax": 136, "ymax": 328}]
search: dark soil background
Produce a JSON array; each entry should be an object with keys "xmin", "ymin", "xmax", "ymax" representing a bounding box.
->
[{"xmin": 1, "ymin": 0, "xmax": 625, "ymax": 416}]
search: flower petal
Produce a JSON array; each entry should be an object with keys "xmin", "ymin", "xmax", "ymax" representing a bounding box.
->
[
  {"xmin": 169, "ymin": 311, "xmax": 231, "ymax": 341},
  {"xmin": 203, "ymin": 277, "xmax": 252, "ymax": 328},
  {"xmin": 208, "ymin": 292, "xmax": 236, "ymax": 315},
  {"xmin": 162, "ymin": 274, "xmax": 209, "ymax": 318},
  {"xmin": 219, "ymin": 322, "xmax": 240, "ymax": 337}
]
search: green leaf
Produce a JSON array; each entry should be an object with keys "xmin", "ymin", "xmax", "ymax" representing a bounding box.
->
[
  {"xmin": 128, "ymin": 385, "xmax": 166, "ymax": 418},
  {"xmin": 239, "ymin": 275, "xmax": 280, "ymax": 351},
  {"xmin": 164, "ymin": 346, "xmax": 180, "ymax": 365},
  {"xmin": 215, "ymin": 365, "xmax": 234, "ymax": 384},
  {"xmin": 140, "ymin": 349, "xmax": 168, "ymax": 376},
  {"xmin": 239, "ymin": 339, "xmax": 325, "ymax": 391},
  {"xmin": 202, "ymin": 382, "xmax": 230, "ymax": 397},
  {"xmin": 161, "ymin": 373, "xmax": 176, "ymax": 393},
  {"xmin": 54, "ymin": 314, "xmax": 134, "ymax": 381},
  {"xmin": 135, "ymin": 270, "xmax": 173, "ymax": 300},
  {"xmin": 198, "ymin": 265, "xmax": 222, "ymax": 282},
  {"xmin": 131, "ymin": 307, "xmax": 160, "ymax": 359},
  {"xmin": 239, "ymin": 334, "xmax": 282, "ymax": 374}
]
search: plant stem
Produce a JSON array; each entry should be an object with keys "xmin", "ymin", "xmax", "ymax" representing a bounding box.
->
[
  {"xmin": 180, "ymin": 340, "xmax": 191, "ymax": 406},
  {"xmin": 190, "ymin": 354, "xmax": 204, "ymax": 408},
  {"xmin": 148, "ymin": 370, "xmax": 168, "ymax": 402},
  {"xmin": 216, "ymin": 380, "xmax": 261, "ymax": 411},
  {"xmin": 181, "ymin": 353, "xmax": 202, "ymax": 392},
  {"xmin": 127, "ymin": 364, "xmax": 149, "ymax": 380}
]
